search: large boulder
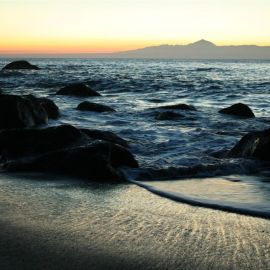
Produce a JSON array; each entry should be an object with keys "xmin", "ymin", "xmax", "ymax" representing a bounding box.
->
[
  {"xmin": 80, "ymin": 128, "xmax": 128, "ymax": 148},
  {"xmin": 0, "ymin": 125, "xmax": 88, "ymax": 159},
  {"xmin": 158, "ymin": 103, "xmax": 196, "ymax": 111},
  {"xmin": 155, "ymin": 111, "xmax": 183, "ymax": 120},
  {"xmin": 0, "ymin": 94, "xmax": 48, "ymax": 129},
  {"xmin": 56, "ymin": 83, "xmax": 101, "ymax": 97},
  {"xmin": 219, "ymin": 103, "xmax": 255, "ymax": 118},
  {"xmin": 2, "ymin": 60, "xmax": 40, "ymax": 70},
  {"xmin": 77, "ymin": 101, "xmax": 115, "ymax": 112},
  {"xmin": 226, "ymin": 129, "xmax": 270, "ymax": 160},
  {"xmin": 38, "ymin": 97, "xmax": 60, "ymax": 119},
  {"xmin": 4, "ymin": 144, "xmax": 123, "ymax": 181},
  {"xmin": 23, "ymin": 95, "xmax": 48, "ymax": 125},
  {"xmin": 0, "ymin": 125, "xmax": 138, "ymax": 181},
  {"xmin": 107, "ymin": 143, "xmax": 138, "ymax": 168}
]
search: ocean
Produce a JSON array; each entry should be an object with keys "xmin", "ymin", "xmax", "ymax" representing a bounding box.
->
[{"xmin": 0, "ymin": 58, "xmax": 270, "ymax": 218}]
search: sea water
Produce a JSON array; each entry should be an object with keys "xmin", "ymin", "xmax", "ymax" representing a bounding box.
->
[{"xmin": 0, "ymin": 58, "xmax": 269, "ymax": 217}]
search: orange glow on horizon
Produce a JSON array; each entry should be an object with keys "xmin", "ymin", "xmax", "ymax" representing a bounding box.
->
[
  {"xmin": 0, "ymin": 0, "xmax": 269, "ymax": 55},
  {"xmin": 0, "ymin": 37, "xmax": 170, "ymax": 54},
  {"xmin": 1, "ymin": 38, "xmax": 270, "ymax": 55}
]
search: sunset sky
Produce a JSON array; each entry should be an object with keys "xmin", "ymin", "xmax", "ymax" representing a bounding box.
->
[{"xmin": 0, "ymin": 0, "xmax": 269, "ymax": 54}]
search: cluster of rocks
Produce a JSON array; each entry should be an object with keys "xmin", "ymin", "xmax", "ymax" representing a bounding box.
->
[
  {"xmin": 0, "ymin": 94, "xmax": 137, "ymax": 181},
  {"xmin": 0, "ymin": 125, "xmax": 138, "ymax": 181},
  {"xmin": 153, "ymin": 102, "xmax": 255, "ymax": 121},
  {"xmin": 1, "ymin": 60, "xmax": 269, "ymax": 182},
  {"xmin": 2, "ymin": 61, "xmax": 116, "ymax": 113},
  {"xmin": 0, "ymin": 61, "xmax": 137, "ymax": 182}
]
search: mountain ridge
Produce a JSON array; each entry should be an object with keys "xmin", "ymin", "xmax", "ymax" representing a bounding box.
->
[
  {"xmin": 112, "ymin": 39, "xmax": 270, "ymax": 59},
  {"xmin": 1, "ymin": 40, "xmax": 270, "ymax": 59}
]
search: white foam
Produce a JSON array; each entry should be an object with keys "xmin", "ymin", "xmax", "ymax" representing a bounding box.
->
[{"xmin": 129, "ymin": 179, "xmax": 270, "ymax": 219}]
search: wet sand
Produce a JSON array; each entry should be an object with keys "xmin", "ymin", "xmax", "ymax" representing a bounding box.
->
[{"xmin": 0, "ymin": 173, "xmax": 270, "ymax": 270}]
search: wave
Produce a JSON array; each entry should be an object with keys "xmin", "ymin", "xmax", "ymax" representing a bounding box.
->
[
  {"xmin": 128, "ymin": 179, "xmax": 270, "ymax": 219},
  {"xmin": 134, "ymin": 159, "xmax": 259, "ymax": 181},
  {"xmin": 193, "ymin": 67, "xmax": 221, "ymax": 72}
]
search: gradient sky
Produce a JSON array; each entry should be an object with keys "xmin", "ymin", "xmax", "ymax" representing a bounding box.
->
[{"xmin": 0, "ymin": 0, "xmax": 269, "ymax": 53}]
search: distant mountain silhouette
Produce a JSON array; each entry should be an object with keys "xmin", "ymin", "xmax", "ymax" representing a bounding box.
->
[
  {"xmin": 187, "ymin": 39, "xmax": 216, "ymax": 48},
  {"xmin": 1, "ymin": 40, "xmax": 270, "ymax": 59},
  {"xmin": 109, "ymin": 39, "xmax": 270, "ymax": 59}
]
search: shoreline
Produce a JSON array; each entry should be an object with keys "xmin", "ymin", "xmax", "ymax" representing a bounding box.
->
[
  {"xmin": 130, "ymin": 179, "xmax": 270, "ymax": 220},
  {"xmin": 1, "ymin": 173, "xmax": 270, "ymax": 270}
]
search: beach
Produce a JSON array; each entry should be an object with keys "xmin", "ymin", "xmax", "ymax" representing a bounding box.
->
[{"xmin": 1, "ymin": 173, "xmax": 270, "ymax": 270}]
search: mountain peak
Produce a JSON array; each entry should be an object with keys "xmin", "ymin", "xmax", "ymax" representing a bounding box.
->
[{"xmin": 188, "ymin": 39, "xmax": 216, "ymax": 47}]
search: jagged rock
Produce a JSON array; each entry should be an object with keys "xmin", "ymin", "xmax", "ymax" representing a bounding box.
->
[
  {"xmin": 226, "ymin": 129, "xmax": 270, "ymax": 160},
  {"xmin": 38, "ymin": 97, "xmax": 60, "ymax": 119},
  {"xmin": 219, "ymin": 103, "xmax": 255, "ymax": 118},
  {"xmin": 0, "ymin": 94, "xmax": 48, "ymax": 129},
  {"xmin": 56, "ymin": 83, "xmax": 101, "ymax": 97},
  {"xmin": 77, "ymin": 101, "xmax": 115, "ymax": 112},
  {"xmin": 2, "ymin": 60, "xmax": 40, "ymax": 70},
  {"xmin": 158, "ymin": 103, "xmax": 196, "ymax": 111},
  {"xmin": 0, "ymin": 125, "xmax": 138, "ymax": 181},
  {"xmin": 80, "ymin": 128, "xmax": 128, "ymax": 148},
  {"xmin": 155, "ymin": 111, "xmax": 183, "ymax": 120}
]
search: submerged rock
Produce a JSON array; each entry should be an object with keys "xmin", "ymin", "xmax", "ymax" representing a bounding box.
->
[
  {"xmin": 155, "ymin": 111, "xmax": 183, "ymax": 120},
  {"xmin": 219, "ymin": 103, "xmax": 255, "ymax": 118},
  {"xmin": 77, "ymin": 101, "xmax": 115, "ymax": 112},
  {"xmin": 227, "ymin": 129, "xmax": 270, "ymax": 160},
  {"xmin": 0, "ymin": 94, "xmax": 48, "ymax": 129},
  {"xmin": 2, "ymin": 60, "xmax": 40, "ymax": 70},
  {"xmin": 38, "ymin": 97, "xmax": 60, "ymax": 119},
  {"xmin": 0, "ymin": 125, "xmax": 138, "ymax": 181},
  {"xmin": 158, "ymin": 103, "xmax": 196, "ymax": 111},
  {"xmin": 57, "ymin": 83, "xmax": 101, "ymax": 97}
]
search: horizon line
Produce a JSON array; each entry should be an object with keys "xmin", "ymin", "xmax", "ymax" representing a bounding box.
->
[{"xmin": 1, "ymin": 39, "xmax": 270, "ymax": 55}]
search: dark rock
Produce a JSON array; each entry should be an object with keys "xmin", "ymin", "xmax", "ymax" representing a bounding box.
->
[
  {"xmin": 77, "ymin": 101, "xmax": 115, "ymax": 112},
  {"xmin": 155, "ymin": 111, "xmax": 183, "ymax": 120},
  {"xmin": 158, "ymin": 103, "xmax": 196, "ymax": 111},
  {"xmin": 108, "ymin": 143, "xmax": 138, "ymax": 168},
  {"xmin": 0, "ymin": 125, "xmax": 138, "ymax": 181},
  {"xmin": 38, "ymin": 98, "xmax": 60, "ymax": 119},
  {"xmin": 23, "ymin": 95, "xmax": 48, "ymax": 125},
  {"xmin": 219, "ymin": 103, "xmax": 255, "ymax": 118},
  {"xmin": 0, "ymin": 94, "xmax": 48, "ymax": 129},
  {"xmin": 0, "ymin": 125, "xmax": 88, "ymax": 159},
  {"xmin": 57, "ymin": 83, "xmax": 101, "ymax": 97},
  {"xmin": 226, "ymin": 129, "xmax": 270, "ymax": 160},
  {"xmin": 81, "ymin": 128, "xmax": 128, "ymax": 148},
  {"xmin": 4, "ymin": 144, "xmax": 123, "ymax": 182},
  {"xmin": 2, "ymin": 60, "xmax": 40, "ymax": 70}
]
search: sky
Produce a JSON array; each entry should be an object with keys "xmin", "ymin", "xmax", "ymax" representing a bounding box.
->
[{"xmin": 0, "ymin": 0, "xmax": 269, "ymax": 53}]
